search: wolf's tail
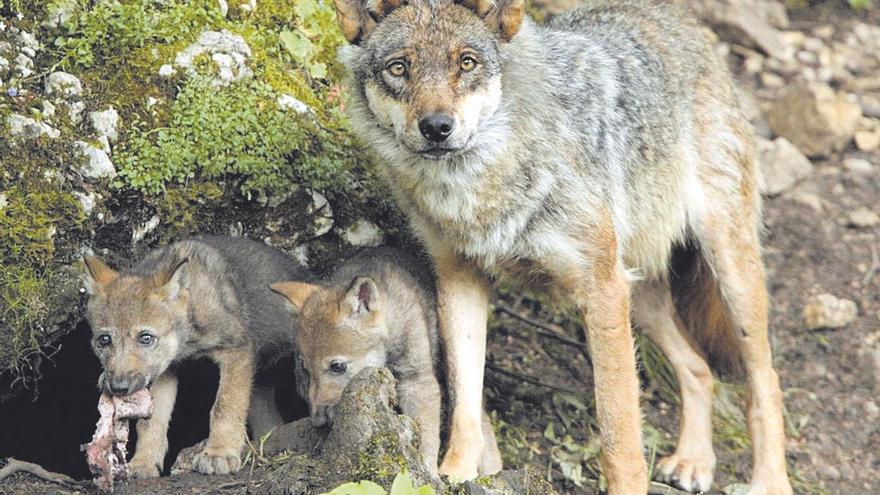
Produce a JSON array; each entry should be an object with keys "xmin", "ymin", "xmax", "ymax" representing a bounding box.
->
[{"xmin": 669, "ymin": 243, "xmax": 743, "ymax": 377}]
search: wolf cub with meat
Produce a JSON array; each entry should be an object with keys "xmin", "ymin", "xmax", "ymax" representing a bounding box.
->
[
  {"xmin": 271, "ymin": 247, "xmax": 502, "ymax": 475},
  {"xmin": 83, "ymin": 236, "xmax": 310, "ymax": 477}
]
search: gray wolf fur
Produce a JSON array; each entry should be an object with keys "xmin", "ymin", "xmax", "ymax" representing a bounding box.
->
[
  {"xmin": 332, "ymin": 1, "xmax": 792, "ymax": 494},
  {"xmin": 271, "ymin": 247, "xmax": 502, "ymax": 475},
  {"xmin": 83, "ymin": 235, "xmax": 310, "ymax": 477}
]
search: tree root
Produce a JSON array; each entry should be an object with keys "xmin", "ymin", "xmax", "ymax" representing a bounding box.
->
[{"xmin": 0, "ymin": 457, "xmax": 79, "ymax": 486}]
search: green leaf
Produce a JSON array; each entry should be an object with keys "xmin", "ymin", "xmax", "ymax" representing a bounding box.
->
[
  {"xmin": 308, "ymin": 62, "xmax": 327, "ymax": 79},
  {"xmin": 323, "ymin": 480, "xmax": 387, "ymax": 495},
  {"xmin": 280, "ymin": 29, "xmax": 314, "ymax": 61},
  {"xmin": 389, "ymin": 471, "xmax": 415, "ymax": 495},
  {"xmin": 721, "ymin": 483, "xmax": 753, "ymax": 495}
]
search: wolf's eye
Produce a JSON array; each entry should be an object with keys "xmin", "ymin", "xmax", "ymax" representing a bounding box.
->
[
  {"xmin": 329, "ymin": 360, "xmax": 347, "ymax": 374},
  {"xmin": 386, "ymin": 60, "xmax": 406, "ymax": 77},
  {"xmin": 96, "ymin": 334, "xmax": 112, "ymax": 347},
  {"xmin": 138, "ymin": 332, "xmax": 156, "ymax": 346},
  {"xmin": 460, "ymin": 55, "xmax": 478, "ymax": 72}
]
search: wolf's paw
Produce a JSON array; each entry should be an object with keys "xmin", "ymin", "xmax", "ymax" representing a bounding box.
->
[
  {"xmin": 439, "ymin": 455, "xmax": 479, "ymax": 483},
  {"xmin": 192, "ymin": 446, "xmax": 242, "ymax": 475},
  {"xmin": 128, "ymin": 457, "xmax": 162, "ymax": 478},
  {"xmin": 653, "ymin": 454, "xmax": 715, "ymax": 493},
  {"xmin": 745, "ymin": 479, "xmax": 794, "ymax": 495}
]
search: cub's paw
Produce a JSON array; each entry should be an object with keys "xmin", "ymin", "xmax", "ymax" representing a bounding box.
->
[
  {"xmin": 192, "ymin": 446, "xmax": 242, "ymax": 475},
  {"xmin": 128, "ymin": 457, "xmax": 162, "ymax": 478},
  {"xmin": 653, "ymin": 454, "xmax": 715, "ymax": 493}
]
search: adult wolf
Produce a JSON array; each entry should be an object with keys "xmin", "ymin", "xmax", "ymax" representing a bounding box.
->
[
  {"xmin": 333, "ymin": 0, "xmax": 792, "ymax": 493},
  {"xmin": 83, "ymin": 236, "xmax": 310, "ymax": 477}
]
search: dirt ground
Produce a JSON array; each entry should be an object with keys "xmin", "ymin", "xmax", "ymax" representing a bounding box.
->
[{"xmin": 1, "ymin": 2, "xmax": 879, "ymax": 495}]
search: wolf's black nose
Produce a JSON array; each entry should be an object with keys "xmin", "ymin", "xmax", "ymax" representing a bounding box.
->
[
  {"xmin": 108, "ymin": 376, "xmax": 131, "ymax": 395},
  {"xmin": 419, "ymin": 113, "xmax": 455, "ymax": 142}
]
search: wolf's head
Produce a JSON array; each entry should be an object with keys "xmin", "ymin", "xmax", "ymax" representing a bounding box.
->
[
  {"xmin": 271, "ymin": 277, "xmax": 388, "ymax": 427},
  {"xmin": 83, "ymin": 256, "xmax": 189, "ymax": 396},
  {"xmin": 336, "ymin": 0, "xmax": 524, "ymax": 161}
]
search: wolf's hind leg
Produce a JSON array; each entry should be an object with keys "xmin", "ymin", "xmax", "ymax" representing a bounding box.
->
[
  {"xmin": 193, "ymin": 346, "xmax": 253, "ymax": 475},
  {"xmin": 248, "ymin": 384, "xmax": 284, "ymax": 441},
  {"xmin": 633, "ymin": 281, "xmax": 715, "ymax": 492},
  {"xmin": 698, "ymin": 215, "xmax": 792, "ymax": 495},
  {"xmin": 130, "ymin": 370, "xmax": 178, "ymax": 478}
]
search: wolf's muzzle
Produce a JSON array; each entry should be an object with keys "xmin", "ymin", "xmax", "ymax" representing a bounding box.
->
[{"xmin": 419, "ymin": 113, "xmax": 455, "ymax": 142}]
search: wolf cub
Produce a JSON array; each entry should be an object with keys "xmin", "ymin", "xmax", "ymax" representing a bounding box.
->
[
  {"xmin": 83, "ymin": 235, "xmax": 310, "ymax": 477},
  {"xmin": 271, "ymin": 247, "xmax": 502, "ymax": 475}
]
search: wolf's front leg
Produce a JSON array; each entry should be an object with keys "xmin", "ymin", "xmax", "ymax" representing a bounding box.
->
[
  {"xmin": 433, "ymin": 254, "xmax": 491, "ymax": 482},
  {"xmin": 580, "ymin": 265, "xmax": 647, "ymax": 495},
  {"xmin": 398, "ymin": 373, "xmax": 443, "ymax": 473},
  {"xmin": 130, "ymin": 371, "xmax": 178, "ymax": 478},
  {"xmin": 193, "ymin": 346, "xmax": 254, "ymax": 475}
]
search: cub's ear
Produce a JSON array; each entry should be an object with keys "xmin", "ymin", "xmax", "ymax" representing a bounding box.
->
[
  {"xmin": 333, "ymin": 0, "xmax": 403, "ymax": 44},
  {"xmin": 341, "ymin": 276, "xmax": 380, "ymax": 318},
  {"xmin": 83, "ymin": 255, "xmax": 119, "ymax": 296},
  {"xmin": 150, "ymin": 258, "xmax": 188, "ymax": 301},
  {"xmin": 459, "ymin": 0, "xmax": 526, "ymax": 41},
  {"xmin": 270, "ymin": 281, "xmax": 320, "ymax": 311}
]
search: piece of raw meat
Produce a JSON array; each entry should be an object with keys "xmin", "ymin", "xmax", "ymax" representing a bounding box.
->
[{"xmin": 83, "ymin": 389, "xmax": 152, "ymax": 493}]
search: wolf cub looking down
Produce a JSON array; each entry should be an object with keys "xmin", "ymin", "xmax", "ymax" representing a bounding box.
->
[
  {"xmin": 271, "ymin": 247, "xmax": 502, "ymax": 475},
  {"xmin": 83, "ymin": 236, "xmax": 310, "ymax": 477}
]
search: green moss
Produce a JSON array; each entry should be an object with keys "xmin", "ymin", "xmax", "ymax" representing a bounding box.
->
[{"xmin": 355, "ymin": 431, "xmax": 409, "ymax": 486}]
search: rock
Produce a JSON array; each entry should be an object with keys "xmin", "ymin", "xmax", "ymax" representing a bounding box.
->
[
  {"xmin": 760, "ymin": 72, "xmax": 785, "ymax": 89},
  {"xmin": 74, "ymin": 141, "xmax": 116, "ymax": 179},
  {"xmin": 848, "ymin": 208, "xmax": 879, "ymax": 228},
  {"xmin": 461, "ymin": 470, "xmax": 557, "ymax": 495},
  {"xmin": 843, "ymin": 157, "xmax": 873, "ymax": 176},
  {"xmin": 7, "ymin": 114, "xmax": 60, "ymax": 140},
  {"xmin": 342, "ymin": 220, "xmax": 384, "ymax": 247},
  {"xmin": 803, "ymin": 293, "xmax": 858, "ymax": 330},
  {"xmin": 74, "ymin": 191, "xmax": 97, "ymax": 215},
  {"xmin": 66, "ymin": 100, "xmax": 86, "ymax": 125},
  {"xmin": 855, "ymin": 129, "xmax": 880, "ymax": 152},
  {"xmin": 309, "ymin": 192, "xmax": 334, "ymax": 237},
  {"xmin": 89, "ymin": 107, "xmax": 120, "ymax": 143},
  {"xmin": 132, "ymin": 215, "xmax": 160, "ymax": 243},
  {"xmin": 41, "ymin": 100, "xmax": 56, "ymax": 119},
  {"xmin": 44, "ymin": 0, "xmax": 78, "ymax": 28},
  {"xmin": 174, "ymin": 29, "xmax": 252, "ymax": 86},
  {"xmin": 698, "ymin": 0, "xmax": 788, "ymax": 60},
  {"xmin": 158, "ymin": 64, "xmax": 175, "ymax": 77},
  {"xmin": 277, "ymin": 94, "xmax": 310, "ymax": 114},
  {"xmin": 45, "ymin": 71, "xmax": 83, "ymax": 100},
  {"xmin": 767, "ymin": 82, "xmax": 862, "ymax": 157},
  {"xmin": 13, "ymin": 52, "xmax": 33, "ymax": 78},
  {"xmin": 758, "ymin": 137, "xmax": 813, "ymax": 195}
]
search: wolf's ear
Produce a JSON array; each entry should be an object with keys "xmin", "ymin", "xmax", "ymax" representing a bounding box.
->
[
  {"xmin": 333, "ymin": 0, "xmax": 403, "ymax": 44},
  {"xmin": 459, "ymin": 0, "xmax": 526, "ymax": 41},
  {"xmin": 150, "ymin": 258, "xmax": 188, "ymax": 301},
  {"xmin": 270, "ymin": 281, "xmax": 320, "ymax": 311},
  {"xmin": 341, "ymin": 276, "xmax": 380, "ymax": 318},
  {"xmin": 83, "ymin": 255, "xmax": 119, "ymax": 295}
]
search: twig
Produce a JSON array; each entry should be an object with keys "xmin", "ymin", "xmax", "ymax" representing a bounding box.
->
[
  {"xmin": 861, "ymin": 244, "xmax": 880, "ymax": 288},
  {"xmin": 496, "ymin": 303, "xmax": 585, "ymax": 350},
  {"xmin": 215, "ymin": 481, "xmax": 248, "ymax": 491},
  {"xmin": 486, "ymin": 362, "xmax": 579, "ymax": 395},
  {"xmin": 0, "ymin": 458, "xmax": 77, "ymax": 486}
]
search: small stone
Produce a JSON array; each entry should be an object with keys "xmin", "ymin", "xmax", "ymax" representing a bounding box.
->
[
  {"xmin": 865, "ymin": 400, "xmax": 880, "ymax": 420},
  {"xmin": 758, "ymin": 137, "xmax": 813, "ymax": 195},
  {"xmin": 813, "ymin": 25, "xmax": 835, "ymax": 40},
  {"xmin": 803, "ymin": 293, "xmax": 858, "ymax": 330},
  {"xmin": 74, "ymin": 141, "xmax": 116, "ymax": 179},
  {"xmin": 174, "ymin": 29, "xmax": 252, "ymax": 86},
  {"xmin": 14, "ymin": 52, "xmax": 33, "ymax": 77},
  {"xmin": 7, "ymin": 114, "xmax": 60, "ymax": 140},
  {"xmin": 41, "ymin": 100, "xmax": 56, "ymax": 118},
  {"xmin": 132, "ymin": 215, "xmax": 160, "ymax": 243},
  {"xmin": 45, "ymin": 71, "xmax": 83, "ymax": 100},
  {"xmin": 818, "ymin": 464, "xmax": 841, "ymax": 481},
  {"xmin": 309, "ymin": 191, "xmax": 334, "ymax": 237},
  {"xmin": 67, "ymin": 101, "xmax": 85, "ymax": 125},
  {"xmin": 89, "ymin": 107, "xmax": 120, "ymax": 143},
  {"xmin": 44, "ymin": 0, "xmax": 78, "ymax": 28},
  {"xmin": 277, "ymin": 94, "xmax": 310, "ymax": 114},
  {"xmin": 74, "ymin": 191, "xmax": 97, "ymax": 215},
  {"xmin": 15, "ymin": 30, "xmax": 39, "ymax": 50},
  {"xmin": 761, "ymin": 72, "xmax": 785, "ymax": 89},
  {"xmin": 855, "ymin": 130, "xmax": 880, "ymax": 152},
  {"xmin": 217, "ymin": 0, "xmax": 229, "ymax": 17},
  {"xmin": 797, "ymin": 50, "xmax": 817, "ymax": 65},
  {"xmin": 843, "ymin": 157, "xmax": 873, "ymax": 175},
  {"xmin": 158, "ymin": 64, "xmax": 175, "ymax": 77},
  {"xmin": 0, "ymin": 193, "xmax": 7, "ymax": 209},
  {"xmin": 848, "ymin": 208, "xmax": 879, "ymax": 228},
  {"xmin": 767, "ymin": 82, "xmax": 862, "ymax": 157},
  {"xmin": 342, "ymin": 220, "xmax": 384, "ymax": 247}
]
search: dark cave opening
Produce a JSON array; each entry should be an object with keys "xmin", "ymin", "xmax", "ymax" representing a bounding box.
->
[{"xmin": 0, "ymin": 322, "xmax": 308, "ymax": 480}]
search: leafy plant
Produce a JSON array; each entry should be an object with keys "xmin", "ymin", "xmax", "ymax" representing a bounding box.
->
[{"xmin": 323, "ymin": 471, "xmax": 436, "ymax": 495}]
